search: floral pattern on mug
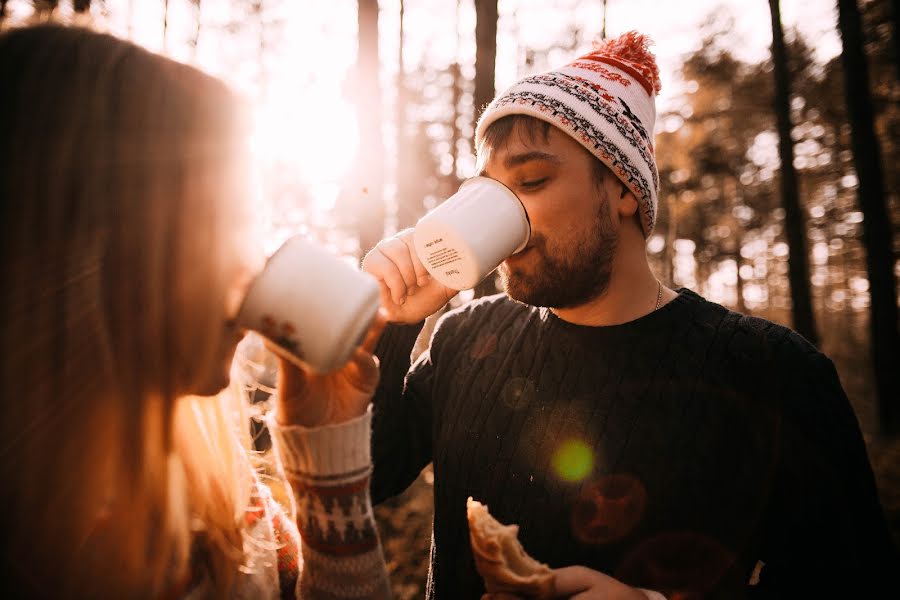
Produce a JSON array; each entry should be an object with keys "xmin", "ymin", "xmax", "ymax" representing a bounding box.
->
[{"xmin": 260, "ymin": 314, "xmax": 303, "ymax": 359}]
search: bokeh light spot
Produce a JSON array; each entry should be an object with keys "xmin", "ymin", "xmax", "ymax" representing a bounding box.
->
[
  {"xmin": 500, "ymin": 377, "xmax": 534, "ymax": 410},
  {"xmin": 470, "ymin": 332, "xmax": 498, "ymax": 360},
  {"xmin": 552, "ymin": 439, "xmax": 594, "ymax": 482}
]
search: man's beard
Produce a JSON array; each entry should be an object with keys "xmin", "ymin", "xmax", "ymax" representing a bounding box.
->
[{"xmin": 499, "ymin": 205, "xmax": 618, "ymax": 309}]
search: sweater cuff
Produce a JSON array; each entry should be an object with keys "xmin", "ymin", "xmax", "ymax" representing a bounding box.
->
[{"xmin": 267, "ymin": 407, "xmax": 372, "ymax": 478}]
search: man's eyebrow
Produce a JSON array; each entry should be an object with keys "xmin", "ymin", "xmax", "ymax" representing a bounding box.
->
[
  {"xmin": 475, "ymin": 150, "xmax": 560, "ymax": 177},
  {"xmin": 503, "ymin": 151, "xmax": 561, "ymax": 169}
]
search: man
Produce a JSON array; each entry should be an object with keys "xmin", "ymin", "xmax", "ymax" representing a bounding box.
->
[{"xmin": 362, "ymin": 31, "xmax": 897, "ymax": 599}]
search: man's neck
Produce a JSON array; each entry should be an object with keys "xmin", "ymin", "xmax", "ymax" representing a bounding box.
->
[{"xmin": 550, "ymin": 241, "xmax": 671, "ymax": 327}]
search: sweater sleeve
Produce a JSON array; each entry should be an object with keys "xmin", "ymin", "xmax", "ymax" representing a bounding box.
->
[
  {"xmin": 751, "ymin": 349, "xmax": 899, "ymax": 596},
  {"xmin": 267, "ymin": 409, "xmax": 392, "ymax": 600},
  {"xmin": 369, "ymin": 320, "xmax": 434, "ymax": 504}
]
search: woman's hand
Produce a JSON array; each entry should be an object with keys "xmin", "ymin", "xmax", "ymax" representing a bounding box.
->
[{"xmin": 274, "ymin": 309, "xmax": 388, "ymax": 427}]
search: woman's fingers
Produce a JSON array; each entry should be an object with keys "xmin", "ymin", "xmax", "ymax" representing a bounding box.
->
[{"xmin": 361, "ymin": 308, "xmax": 389, "ymax": 354}]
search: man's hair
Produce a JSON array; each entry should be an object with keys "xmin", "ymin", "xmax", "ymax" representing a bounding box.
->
[
  {"xmin": 478, "ymin": 114, "xmax": 613, "ymax": 191},
  {"xmin": 478, "ymin": 114, "xmax": 643, "ymax": 229},
  {"xmin": 482, "ymin": 114, "xmax": 644, "ymax": 208}
]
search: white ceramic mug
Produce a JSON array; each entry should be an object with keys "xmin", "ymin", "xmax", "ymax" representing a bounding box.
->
[
  {"xmin": 236, "ymin": 235, "xmax": 380, "ymax": 373},
  {"xmin": 413, "ymin": 176, "xmax": 530, "ymax": 290}
]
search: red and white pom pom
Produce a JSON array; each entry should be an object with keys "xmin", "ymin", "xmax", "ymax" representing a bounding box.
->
[{"xmin": 588, "ymin": 30, "xmax": 661, "ymax": 95}]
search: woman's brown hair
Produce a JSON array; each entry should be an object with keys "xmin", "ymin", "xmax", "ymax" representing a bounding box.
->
[{"xmin": 0, "ymin": 25, "xmax": 262, "ymax": 597}]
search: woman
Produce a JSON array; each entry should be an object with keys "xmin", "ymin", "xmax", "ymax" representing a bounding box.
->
[{"xmin": 0, "ymin": 24, "xmax": 390, "ymax": 599}]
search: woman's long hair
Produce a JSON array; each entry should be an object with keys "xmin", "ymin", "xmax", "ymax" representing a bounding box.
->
[{"xmin": 0, "ymin": 25, "xmax": 263, "ymax": 597}]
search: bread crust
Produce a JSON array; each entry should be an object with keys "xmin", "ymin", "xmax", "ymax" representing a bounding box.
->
[{"xmin": 466, "ymin": 497, "xmax": 555, "ymax": 599}]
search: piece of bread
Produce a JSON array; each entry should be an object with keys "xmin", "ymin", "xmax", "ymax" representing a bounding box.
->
[{"xmin": 466, "ymin": 497, "xmax": 555, "ymax": 599}]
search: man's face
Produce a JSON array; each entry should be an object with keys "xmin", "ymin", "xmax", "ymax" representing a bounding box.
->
[{"xmin": 479, "ymin": 123, "xmax": 622, "ymax": 309}]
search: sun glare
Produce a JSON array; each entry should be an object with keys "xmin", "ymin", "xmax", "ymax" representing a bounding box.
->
[
  {"xmin": 249, "ymin": 1, "xmax": 360, "ymax": 190},
  {"xmin": 252, "ymin": 86, "xmax": 358, "ymax": 185}
]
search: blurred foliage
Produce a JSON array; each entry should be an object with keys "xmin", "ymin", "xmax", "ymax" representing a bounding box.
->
[{"xmin": 654, "ymin": 2, "xmax": 898, "ymax": 323}]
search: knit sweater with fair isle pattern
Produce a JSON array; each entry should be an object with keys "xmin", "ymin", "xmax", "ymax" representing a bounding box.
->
[
  {"xmin": 371, "ymin": 289, "xmax": 899, "ymax": 599},
  {"xmin": 179, "ymin": 411, "xmax": 391, "ymax": 599}
]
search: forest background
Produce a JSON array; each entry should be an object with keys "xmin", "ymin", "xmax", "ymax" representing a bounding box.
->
[{"xmin": 2, "ymin": 1, "xmax": 898, "ymax": 596}]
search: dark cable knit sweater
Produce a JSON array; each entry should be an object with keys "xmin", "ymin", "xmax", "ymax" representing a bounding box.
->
[{"xmin": 371, "ymin": 289, "xmax": 898, "ymax": 599}]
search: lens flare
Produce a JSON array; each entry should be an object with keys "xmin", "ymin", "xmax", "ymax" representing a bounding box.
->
[
  {"xmin": 570, "ymin": 474, "xmax": 647, "ymax": 545},
  {"xmin": 616, "ymin": 531, "xmax": 735, "ymax": 598},
  {"xmin": 552, "ymin": 439, "xmax": 594, "ymax": 482}
]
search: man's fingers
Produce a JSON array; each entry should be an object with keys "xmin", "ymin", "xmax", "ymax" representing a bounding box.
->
[
  {"xmin": 552, "ymin": 566, "xmax": 598, "ymax": 596},
  {"xmin": 399, "ymin": 232, "xmax": 431, "ymax": 283},
  {"xmin": 365, "ymin": 249, "xmax": 408, "ymax": 305},
  {"xmin": 377, "ymin": 236, "xmax": 419, "ymax": 292}
]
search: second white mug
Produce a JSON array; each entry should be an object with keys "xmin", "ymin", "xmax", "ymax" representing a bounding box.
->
[{"xmin": 236, "ymin": 235, "xmax": 380, "ymax": 373}]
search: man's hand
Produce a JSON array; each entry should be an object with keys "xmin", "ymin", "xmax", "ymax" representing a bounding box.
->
[
  {"xmin": 274, "ymin": 310, "xmax": 388, "ymax": 427},
  {"xmin": 362, "ymin": 228, "xmax": 458, "ymax": 323},
  {"xmin": 551, "ymin": 566, "xmax": 652, "ymax": 599},
  {"xmin": 481, "ymin": 566, "xmax": 656, "ymax": 600}
]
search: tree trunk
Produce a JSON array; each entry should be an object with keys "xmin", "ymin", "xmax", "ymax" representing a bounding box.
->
[
  {"xmin": 355, "ymin": 0, "xmax": 385, "ymax": 253},
  {"xmin": 472, "ymin": 0, "xmax": 499, "ymax": 298},
  {"xmin": 447, "ymin": 0, "xmax": 463, "ymax": 193},
  {"xmin": 837, "ymin": 0, "xmax": 900, "ymax": 435},
  {"xmin": 721, "ymin": 178, "xmax": 747, "ymax": 313},
  {"xmin": 664, "ymin": 194, "xmax": 678, "ymax": 287},
  {"xmin": 890, "ymin": 0, "xmax": 900, "ymax": 83},
  {"xmin": 395, "ymin": 0, "xmax": 410, "ymax": 230},
  {"xmin": 768, "ymin": 0, "xmax": 819, "ymax": 346},
  {"xmin": 449, "ymin": 61, "xmax": 462, "ymax": 186},
  {"xmin": 254, "ymin": 1, "xmax": 266, "ymax": 99},
  {"xmin": 32, "ymin": 0, "xmax": 59, "ymax": 20},
  {"xmin": 472, "ymin": 0, "xmax": 498, "ymax": 143},
  {"xmin": 190, "ymin": 0, "xmax": 202, "ymax": 61},
  {"xmin": 127, "ymin": 0, "xmax": 134, "ymax": 38},
  {"xmin": 162, "ymin": 0, "xmax": 169, "ymax": 53},
  {"xmin": 602, "ymin": 0, "xmax": 608, "ymax": 40}
]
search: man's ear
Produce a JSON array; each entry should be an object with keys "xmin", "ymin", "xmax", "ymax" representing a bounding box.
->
[{"xmin": 617, "ymin": 185, "xmax": 638, "ymax": 218}]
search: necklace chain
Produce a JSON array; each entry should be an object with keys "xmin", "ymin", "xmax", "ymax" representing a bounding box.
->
[{"xmin": 654, "ymin": 281, "xmax": 662, "ymax": 311}]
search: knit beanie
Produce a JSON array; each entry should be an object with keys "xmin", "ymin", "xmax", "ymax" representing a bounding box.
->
[{"xmin": 475, "ymin": 31, "xmax": 662, "ymax": 237}]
